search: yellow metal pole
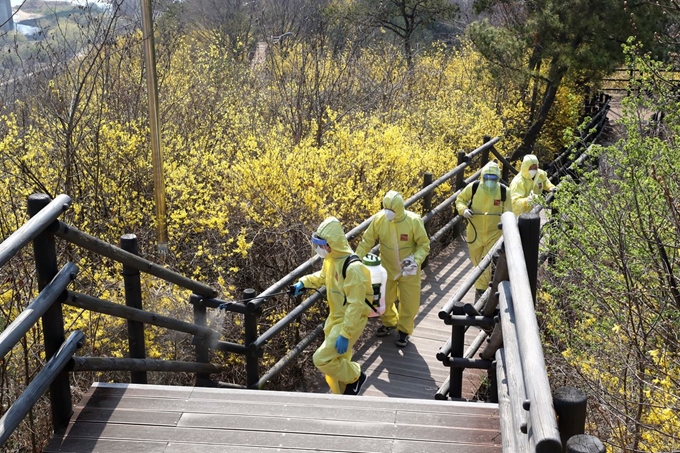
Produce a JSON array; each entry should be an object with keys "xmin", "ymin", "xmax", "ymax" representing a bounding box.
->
[{"xmin": 140, "ymin": 0, "xmax": 168, "ymax": 255}]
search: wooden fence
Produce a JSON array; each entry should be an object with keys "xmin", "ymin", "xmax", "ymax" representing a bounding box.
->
[
  {"xmin": 0, "ymin": 135, "xmax": 508, "ymax": 447},
  {"xmin": 0, "ymin": 94, "xmax": 613, "ymax": 450},
  {"xmin": 431, "ymin": 96, "xmax": 611, "ymax": 452}
]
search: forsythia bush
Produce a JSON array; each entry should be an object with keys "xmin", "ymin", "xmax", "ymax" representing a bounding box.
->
[{"xmin": 0, "ymin": 25, "xmax": 583, "ymax": 451}]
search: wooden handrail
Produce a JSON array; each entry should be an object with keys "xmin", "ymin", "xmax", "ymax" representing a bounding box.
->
[
  {"xmin": 0, "ymin": 262, "xmax": 77, "ymax": 360},
  {"xmin": 64, "ymin": 290, "xmax": 220, "ymax": 341},
  {"xmin": 70, "ymin": 357, "xmax": 222, "ymax": 374},
  {"xmin": 0, "ymin": 194, "xmax": 71, "ymax": 268},
  {"xmin": 438, "ymin": 238, "xmax": 504, "ymax": 318},
  {"xmin": 54, "ymin": 221, "xmax": 217, "ymax": 298},
  {"xmin": 0, "ymin": 330, "xmax": 84, "ymax": 446},
  {"xmin": 502, "ymin": 212, "xmax": 561, "ymax": 451}
]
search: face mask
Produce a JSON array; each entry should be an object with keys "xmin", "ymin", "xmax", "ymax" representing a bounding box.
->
[
  {"xmin": 316, "ymin": 246, "xmax": 328, "ymax": 258},
  {"xmin": 384, "ymin": 209, "xmax": 396, "ymax": 221},
  {"xmin": 529, "ymin": 170, "xmax": 537, "ymax": 178},
  {"xmin": 484, "ymin": 180, "xmax": 497, "ymax": 189}
]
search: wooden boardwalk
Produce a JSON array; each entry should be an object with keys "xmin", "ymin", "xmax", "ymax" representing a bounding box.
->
[
  {"xmin": 45, "ymin": 384, "xmax": 501, "ymax": 452},
  {"xmin": 45, "ymin": 238, "xmax": 500, "ymax": 452},
  {"xmin": 353, "ymin": 236, "xmax": 487, "ymax": 400}
]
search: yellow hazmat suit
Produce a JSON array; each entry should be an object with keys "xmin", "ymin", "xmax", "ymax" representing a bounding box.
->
[
  {"xmin": 456, "ymin": 162, "xmax": 512, "ymax": 291},
  {"xmin": 509, "ymin": 154, "xmax": 556, "ymax": 216},
  {"xmin": 356, "ymin": 191, "xmax": 430, "ymax": 336},
  {"xmin": 300, "ymin": 217, "xmax": 373, "ymax": 394}
]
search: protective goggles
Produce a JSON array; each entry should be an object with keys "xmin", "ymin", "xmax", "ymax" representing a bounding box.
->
[
  {"xmin": 311, "ymin": 233, "xmax": 328, "ymax": 246},
  {"xmin": 482, "ymin": 174, "xmax": 499, "ymax": 181}
]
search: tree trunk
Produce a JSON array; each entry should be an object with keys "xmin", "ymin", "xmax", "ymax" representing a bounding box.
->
[
  {"xmin": 404, "ymin": 35, "xmax": 413, "ymax": 70},
  {"xmin": 511, "ymin": 59, "xmax": 567, "ymax": 161}
]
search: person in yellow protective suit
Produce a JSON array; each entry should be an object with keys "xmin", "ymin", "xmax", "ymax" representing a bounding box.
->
[
  {"xmin": 290, "ymin": 217, "xmax": 373, "ymax": 395},
  {"xmin": 355, "ymin": 191, "xmax": 430, "ymax": 348},
  {"xmin": 455, "ymin": 162, "xmax": 512, "ymax": 298},
  {"xmin": 509, "ymin": 154, "xmax": 556, "ymax": 216}
]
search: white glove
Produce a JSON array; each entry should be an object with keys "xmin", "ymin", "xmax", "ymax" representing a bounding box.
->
[
  {"xmin": 463, "ymin": 209, "xmax": 474, "ymax": 219},
  {"xmin": 527, "ymin": 192, "xmax": 536, "ymax": 204},
  {"xmin": 550, "ymin": 186, "xmax": 557, "ymax": 193},
  {"xmin": 401, "ymin": 255, "xmax": 418, "ymax": 276}
]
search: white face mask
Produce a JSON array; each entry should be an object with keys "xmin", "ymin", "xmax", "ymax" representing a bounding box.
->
[
  {"xmin": 484, "ymin": 180, "xmax": 497, "ymax": 189},
  {"xmin": 316, "ymin": 246, "xmax": 328, "ymax": 258},
  {"xmin": 384, "ymin": 209, "xmax": 396, "ymax": 221},
  {"xmin": 529, "ymin": 169, "xmax": 537, "ymax": 178}
]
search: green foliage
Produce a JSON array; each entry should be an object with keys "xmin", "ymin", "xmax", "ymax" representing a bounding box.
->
[
  {"xmin": 468, "ymin": 0, "xmax": 673, "ymax": 158},
  {"xmin": 543, "ymin": 48, "xmax": 680, "ymax": 451}
]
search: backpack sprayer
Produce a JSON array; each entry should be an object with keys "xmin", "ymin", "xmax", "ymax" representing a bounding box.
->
[{"xmin": 463, "ymin": 212, "xmax": 503, "ymax": 244}]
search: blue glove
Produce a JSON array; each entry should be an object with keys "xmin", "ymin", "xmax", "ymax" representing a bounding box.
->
[
  {"xmin": 335, "ymin": 335, "xmax": 349, "ymax": 354},
  {"xmin": 290, "ymin": 281, "xmax": 304, "ymax": 297},
  {"xmin": 218, "ymin": 303, "xmax": 227, "ymax": 310}
]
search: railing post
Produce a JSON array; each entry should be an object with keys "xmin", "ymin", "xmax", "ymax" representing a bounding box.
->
[
  {"xmin": 566, "ymin": 434, "xmax": 605, "ymax": 453},
  {"xmin": 422, "ymin": 172, "xmax": 433, "ymax": 269},
  {"xmin": 454, "ymin": 151, "xmax": 467, "ymax": 239},
  {"xmin": 554, "ymin": 386, "xmax": 588, "ymax": 451},
  {"xmin": 456, "ymin": 151, "xmax": 467, "ymax": 191},
  {"xmin": 484, "ymin": 245, "xmax": 507, "ymax": 317},
  {"xmin": 27, "ymin": 193, "xmax": 72, "ymax": 430},
  {"xmin": 481, "ymin": 136, "xmax": 491, "ymax": 166},
  {"xmin": 488, "ymin": 360, "xmax": 498, "ymax": 403},
  {"xmin": 243, "ymin": 288, "xmax": 260, "ymax": 388},
  {"xmin": 448, "ymin": 305, "xmax": 465, "ymax": 399},
  {"xmin": 484, "ymin": 135, "xmax": 509, "ymax": 183},
  {"xmin": 191, "ymin": 294, "xmax": 211, "ymax": 385},
  {"xmin": 120, "ymin": 234, "xmax": 147, "ymax": 384},
  {"xmin": 517, "ymin": 213, "xmax": 540, "ymax": 302},
  {"xmin": 422, "ymin": 172, "xmax": 433, "ymax": 214}
]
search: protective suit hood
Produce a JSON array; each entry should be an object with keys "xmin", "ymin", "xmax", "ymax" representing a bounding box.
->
[
  {"xmin": 521, "ymin": 154, "xmax": 539, "ymax": 179},
  {"xmin": 480, "ymin": 161, "xmax": 501, "ymax": 182},
  {"xmin": 315, "ymin": 217, "xmax": 353, "ymax": 257},
  {"xmin": 382, "ymin": 191, "xmax": 406, "ymax": 221}
]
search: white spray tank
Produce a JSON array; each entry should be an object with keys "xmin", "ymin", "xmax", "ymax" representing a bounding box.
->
[{"xmin": 362, "ymin": 253, "xmax": 387, "ymax": 318}]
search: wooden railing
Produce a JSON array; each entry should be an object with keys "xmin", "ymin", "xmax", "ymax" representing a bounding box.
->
[
  {"xmin": 0, "ymin": 94, "xmax": 613, "ymax": 449},
  {"xmin": 0, "ymin": 136, "xmax": 505, "ymax": 447},
  {"xmin": 432, "ymin": 95, "xmax": 611, "ymax": 452}
]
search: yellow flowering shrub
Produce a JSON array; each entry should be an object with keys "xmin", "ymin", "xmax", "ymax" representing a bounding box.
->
[{"xmin": 0, "ymin": 25, "xmax": 588, "ymax": 453}]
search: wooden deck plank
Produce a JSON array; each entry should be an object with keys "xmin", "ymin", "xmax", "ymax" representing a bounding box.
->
[
  {"xmin": 175, "ymin": 410, "xmax": 497, "ymax": 432},
  {"xmin": 52, "ymin": 422, "xmax": 397, "ymax": 453},
  {"xmin": 46, "ymin": 383, "xmax": 501, "ymax": 453},
  {"xmin": 392, "ymin": 440, "xmax": 502, "ymax": 453},
  {"xmin": 162, "ymin": 444, "xmax": 319, "ymax": 453},
  {"xmin": 187, "ymin": 386, "xmax": 497, "ymax": 415},
  {"xmin": 71, "ymin": 392, "xmax": 495, "ymax": 424},
  {"xmin": 52, "ymin": 421, "xmax": 498, "ymax": 452},
  {"xmin": 70, "ymin": 407, "xmax": 181, "ymax": 425},
  {"xmin": 44, "ymin": 438, "xmax": 168, "ymax": 453},
  {"xmin": 175, "ymin": 412, "xmax": 500, "ymax": 443}
]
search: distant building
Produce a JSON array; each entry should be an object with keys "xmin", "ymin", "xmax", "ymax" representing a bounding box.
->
[{"xmin": 0, "ymin": 0, "xmax": 14, "ymax": 32}]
